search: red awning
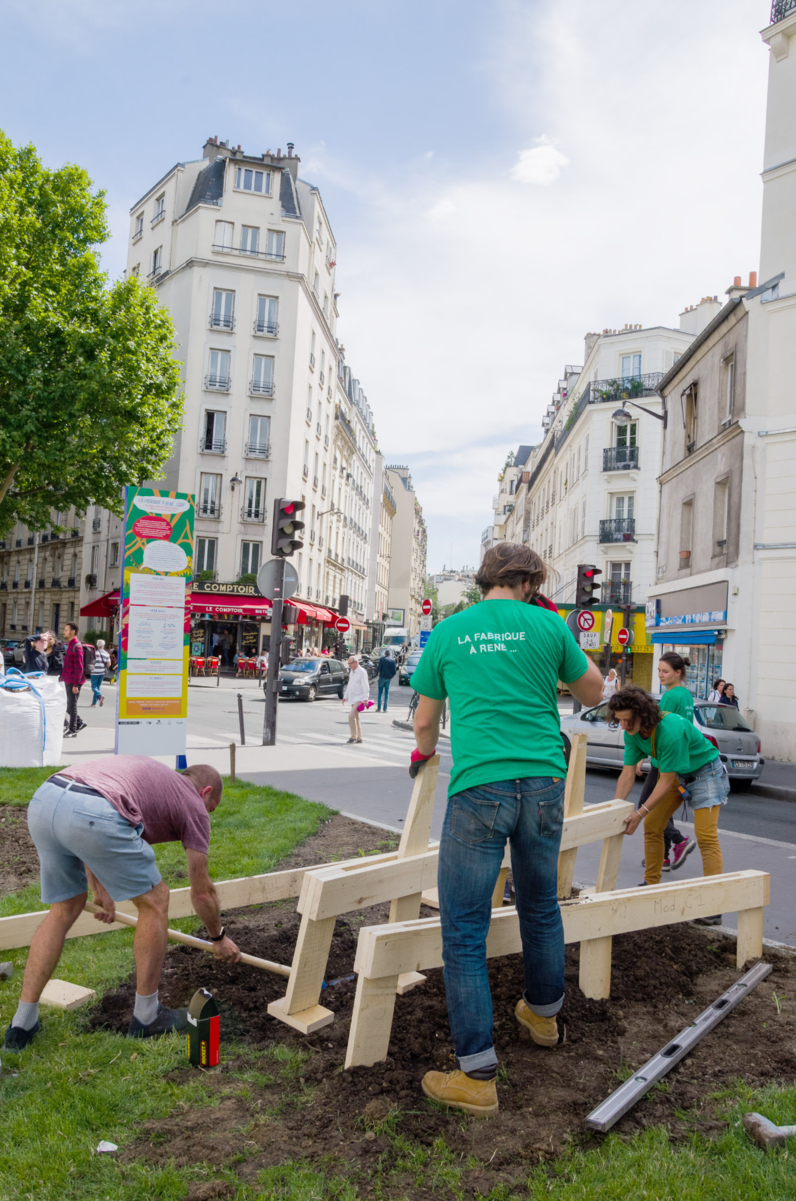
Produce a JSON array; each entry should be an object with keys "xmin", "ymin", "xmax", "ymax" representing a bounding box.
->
[
  {"xmin": 290, "ymin": 600, "xmax": 333, "ymax": 625},
  {"xmin": 81, "ymin": 589, "xmax": 273, "ymax": 620}
]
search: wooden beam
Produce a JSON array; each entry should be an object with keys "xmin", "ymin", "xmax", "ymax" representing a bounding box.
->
[
  {"xmin": 389, "ymin": 753, "xmax": 439, "ymax": 925},
  {"xmin": 736, "ymin": 905, "xmax": 764, "ymax": 969},
  {"xmin": 344, "ymin": 970, "xmax": 400, "ymax": 1070},
  {"xmin": 557, "ymin": 732, "xmax": 587, "ymax": 899},
  {"xmin": 354, "ymin": 871, "xmax": 770, "ymax": 983}
]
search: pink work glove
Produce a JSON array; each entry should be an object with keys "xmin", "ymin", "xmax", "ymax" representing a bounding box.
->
[
  {"xmin": 356, "ymin": 700, "xmax": 375, "ymax": 712},
  {"xmin": 409, "ymin": 748, "xmax": 436, "ymax": 778}
]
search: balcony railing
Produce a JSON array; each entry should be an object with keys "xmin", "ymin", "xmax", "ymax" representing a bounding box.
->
[
  {"xmin": 11, "ymin": 580, "xmax": 18, "ymax": 589},
  {"xmin": 772, "ymin": 1, "xmax": 796, "ymax": 23},
  {"xmin": 197, "ymin": 503, "xmax": 222, "ymax": 520},
  {"xmin": 605, "ymin": 582, "xmax": 632, "ymax": 605},
  {"xmin": 603, "ymin": 446, "xmax": 640, "ymax": 471},
  {"xmin": 27, "ymin": 535, "xmax": 34, "ymax": 545},
  {"xmin": 212, "ymin": 243, "xmax": 285, "ymax": 262},
  {"xmin": 51, "ymin": 578, "xmax": 61, "ymax": 588},
  {"xmin": 67, "ymin": 576, "xmax": 76, "ymax": 588},
  {"xmin": 151, "ymin": 208, "xmax": 165, "ymax": 225},
  {"xmin": 209, "ymin": 312, "xmax": 235, "ymax": 331},
  {"xmin": 132, "ymin": 228, "xmax": 143, "ymax": 243},
  {"xmin": 253, "ymin": 319, "xmax": 279, "ymax": 336},
  {"xmin": 241, "ymin": 506, "xmax": 266, "ymax": 523},
  {"xmin": 23, "ymin": 579, "xmax": 31, "ymax": 589},
  {"xmin": 245, "ymin": 442, "xmax": 271, "ymax": 459},
  {"xmin": 200, "ymin": 437, "xmax": 227, "ymax": 454},
  {"xmin": 205, "ymin": 374, "xmax": 231, "ymax": 392},
  {"xmin": 250, "ymin": 379, "xmax": 275, "ymax": 397},
  {"xmin": 591, "ymin": 372, "xmax": 665, "ymax": 403},
  {"xmin": 599, "ymin": 518, "xmax": 636, "ymax": 543}
]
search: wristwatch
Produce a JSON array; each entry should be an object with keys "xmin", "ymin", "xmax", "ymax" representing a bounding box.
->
[{"xmin": 208, "ymin": 927, "xmax": 226, "ymax": 942}]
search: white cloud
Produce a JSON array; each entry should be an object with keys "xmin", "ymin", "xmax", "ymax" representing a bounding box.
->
[{"xmin": 510, "ymin": 137, "xmax": 569, "ymax": 185}]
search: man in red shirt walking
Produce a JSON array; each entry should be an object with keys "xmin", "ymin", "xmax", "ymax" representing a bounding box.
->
[
  {"xmin": 4, "ymin": 757, "xmax": 242, "ymax": 1052},
  {"xmin": 60, "ymin": 621, "xmax": 85, "ymax": 738}
]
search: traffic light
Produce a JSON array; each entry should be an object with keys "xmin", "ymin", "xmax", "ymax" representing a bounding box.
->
[
  {"xmin": 271, "ymin": 498, "xmax": 305, "ymax": 557},
  {"xmin": 576, "ymin": 564, "xmax": 602, "ymax": 609}
]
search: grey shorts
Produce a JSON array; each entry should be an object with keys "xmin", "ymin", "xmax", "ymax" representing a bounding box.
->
[{"xmin": 27, "ymin": 778, "xmax": 162, "ymax": 904}]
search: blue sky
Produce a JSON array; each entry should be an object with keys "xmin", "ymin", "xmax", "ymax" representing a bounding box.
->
[{"xmin": 2, "ymin": 0, "xmax": 774, "ymax": 572}]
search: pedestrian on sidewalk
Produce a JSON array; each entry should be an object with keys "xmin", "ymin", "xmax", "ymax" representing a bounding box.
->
[
  {"xmin": 408, "ymin": 542, "xmax": 604, "ymax": 1117},
  {"xmin": 720, "ymin": 683, "xmax": 739, "ymax": 708},
  {"xmin": 343, "ymin": 653, "xmax": 370, "ymax": 743},
  {"xmin": 22, "ymin": 634, "xmax": 48, "ymax": 674},
  {"xmin": 3, "ymin": 757, "xmax": 241, "ymax": 1052},
  {"xmin": 43, "ymin": 631, "xmax": 65, "ymax": 677},
  {"xmin": 377, "ymin": 649, "xmax": 396, "ymax": 712},
  {"xmin": 602, "ymin": 667, "xmax": 618, "ymax": 700},
  {"xmin": 89, "ymin": 639, "xmax": 111, "ymax": 707},
  {"xmin": 60, "ymin": 622, "xmax": 84, "ymax": 738},
  {"xmin": 638, "ymin": 652, "xmax": 696, "ymax": 877},
  {"xmin": 707, "ymin": 679, "xmax": 725, "ymax": 703},
  {"xmin": 609, "ymin": 684, "xmax": 728, "ymax": 924}
]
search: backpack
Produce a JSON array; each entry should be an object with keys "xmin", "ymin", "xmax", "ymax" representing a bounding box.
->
[{"xmin": 82, "ymin": 642, "xmax": 97, "ymax": 679}]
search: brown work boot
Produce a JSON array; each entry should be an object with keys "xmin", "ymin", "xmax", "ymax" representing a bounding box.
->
[
  {"xmin": 421, "ymin": 1069, "xmax": 498, "ymax": 1118},
  {"xmin": 514, "ymin": 999, "xmax": 559, "ymax": 1046}
]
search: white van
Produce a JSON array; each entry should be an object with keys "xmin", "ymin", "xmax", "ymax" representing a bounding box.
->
[{"xmin": 382, "ymin": 628, "xmax": 409, "ymax": 650}]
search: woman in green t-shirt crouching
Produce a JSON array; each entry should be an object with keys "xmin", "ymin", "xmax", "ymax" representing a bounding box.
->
[{"xmin": 608, "ymin": 685, "xmax": 729, "ymax": 921}]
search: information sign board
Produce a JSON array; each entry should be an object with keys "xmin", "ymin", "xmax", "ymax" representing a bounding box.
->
[
  {"xmin": 580, "ymin": 631, "xmax": 600, "ymax": 650},
  {"xmin": 116, "ymin": 487, "xmax": 194, "ymax": 757},
  {"xmin": 419, "ymin": 629, "xmax": 431, "ymax": 648}
]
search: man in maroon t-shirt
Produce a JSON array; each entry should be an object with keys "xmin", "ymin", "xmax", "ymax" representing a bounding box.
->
[{"xmin": 4, "ymin": 757, "xmax": 242, "ymax": 1052}]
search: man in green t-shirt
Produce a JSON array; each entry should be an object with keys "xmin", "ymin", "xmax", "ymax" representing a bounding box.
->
[
  {"xmin": 608, "ymin": 685, "xmax": 728, "ymax": 917},
  {"xmin": 410, "ymin": 543, "xmax": 603, "ymax": 1118}
]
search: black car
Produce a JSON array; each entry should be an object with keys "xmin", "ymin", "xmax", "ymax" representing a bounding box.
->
[{"xmin": 276, "ymin": 657, "xmax": 347, "ymax": 701}]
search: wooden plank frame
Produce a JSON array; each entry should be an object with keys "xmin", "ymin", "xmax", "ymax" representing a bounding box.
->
[
  {"xmin": 343, "ymin": 869, "xmax": 770, "ymax": 1068},
  {"xmin": 268, "ymin": 795, "xmax": 634, "ymax": 1034}
]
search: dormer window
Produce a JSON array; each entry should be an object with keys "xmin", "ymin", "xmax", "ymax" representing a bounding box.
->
[{"xmin": 235, "ymin": 166, "xmax": 273, "ymax": 195}]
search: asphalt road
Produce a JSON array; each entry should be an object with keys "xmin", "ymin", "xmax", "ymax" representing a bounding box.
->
[{"xmin": 67, "ymin": 674, "xmax": 796, "ymax": 947}]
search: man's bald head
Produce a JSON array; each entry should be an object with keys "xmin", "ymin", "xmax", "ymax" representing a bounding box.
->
[{"xmin": 182, "ymin": 764, "xmax": 223, "ymax": 809}]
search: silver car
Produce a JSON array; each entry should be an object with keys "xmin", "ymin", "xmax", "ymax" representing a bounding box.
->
[{"xmin": 559, "ymin": 699, "xmax": 763, "ymax": 789}]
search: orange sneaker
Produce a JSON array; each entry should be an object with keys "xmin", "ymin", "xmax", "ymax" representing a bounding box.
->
[
  {"xmin": 421, "ymin": 1069, "xmax": 498, "ymax": 1117},
  {"xmin": 514, "ymin": 999, "xmax": 559, "ymax": 1046}
]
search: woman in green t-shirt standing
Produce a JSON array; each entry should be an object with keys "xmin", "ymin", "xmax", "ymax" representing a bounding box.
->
[
  {"xmin": 609, "ymin": 685, "xmax": 729, "ymax": 921},
  {"xmin": 637, "ymin": 652, "xmax": 696, "ymax": 877}
]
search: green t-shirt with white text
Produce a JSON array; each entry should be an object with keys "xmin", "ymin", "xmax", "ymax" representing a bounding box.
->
[
  {"xmin": 410, "ymin": 599, "xmax": 589, "ymax": 797},
  {"xmin": 623, "ymin": 711, "xmax": 718, "ymax": 775}
]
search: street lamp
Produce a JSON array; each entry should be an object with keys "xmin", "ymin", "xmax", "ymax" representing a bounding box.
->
[
  {"xmin": 229, "ymin": 472, "xmax": 242, "ymax": 491},
  {"xmin": 612, "ymin": 402, "xmax": 666, "ymax": 426}
]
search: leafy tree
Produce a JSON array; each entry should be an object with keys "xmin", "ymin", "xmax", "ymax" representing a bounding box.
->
[
  {"xmin": 462, "ymin": 583, "xmax": 481, "ymax": 606},
  {"xmin": 425, "ymin": 578, "xmax": 440, "ymax": 623},
  {"xmin": 0, "ymin": 131, "xmax": 183, "ymax": 536}
]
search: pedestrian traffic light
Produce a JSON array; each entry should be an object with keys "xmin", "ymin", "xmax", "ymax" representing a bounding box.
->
[
  {"xmin": 576, "ymin": 564, "xmax": 602, "ymax": 609},
  {"xmin": 271, "ymin": 498, "xmax": 305, "ymax": 557}
]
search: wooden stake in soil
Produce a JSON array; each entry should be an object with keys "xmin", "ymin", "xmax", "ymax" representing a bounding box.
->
[{"xmin": 229, "ymin": 742, "xmax": 236, "ymax": 782}]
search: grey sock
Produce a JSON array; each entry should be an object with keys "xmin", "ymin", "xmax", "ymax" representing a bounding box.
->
[
  {"xmin": 133, "ymin": 990, "xmax": 159, "ymax": 1026},
  {"xmin": 12, "ymin": 1000, "xmax": 39, "ymax": 1030}
]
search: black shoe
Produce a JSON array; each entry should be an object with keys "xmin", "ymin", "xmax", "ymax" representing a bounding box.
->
[
  {"xmin": 64, "ymin": 731, "xmax": 77, "ymax": 738},
  {"xmin": 4, "ymin": 1020, "xmax": 41, "ymax": 1051},
  {"xmin": 127, "ymin": 1003, "xmax": 188, "ymax": 1039},
  {"xmin": 637, "ymin": 881, "xmax": 648, "ymax": 887},
  {"xmin": 76, "ymin": 720, "xmax": 87, "ymax": 731},
  {"xmin": 693, "ymin": 914, "xmax": 723, "ymax": 926}
]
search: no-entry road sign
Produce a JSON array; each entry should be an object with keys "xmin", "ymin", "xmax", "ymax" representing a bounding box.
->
[
  {"xmin": 335, "ymin": 616, "xmax": 351, "ymax": 634},
  {"xmin": 576, "ymin": 610, "xmax": 596, "ymax": 632},
  {"xmin": 617, "ymin": 627, "xmax": 630, "ymax": 646},
  {"xmin": 421, "ymin": 598, "xmax": 433, "ymax": 616}
]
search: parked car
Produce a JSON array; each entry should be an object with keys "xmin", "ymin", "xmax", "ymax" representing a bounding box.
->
[
  {"xmin": 559, "ymin": 699, "xmax": 764, "ymax": 787},
  {"xmin": 358, "ymin": 655, "xmax": 378, "ymax": 680},
  {"xmin": 276, "ymin": 656, "xmax": 347, "ymax": 702},
  {"xmin": 0, "ymin": 639, "xmax": 24, "ymax": 667},
  {"xmin": 399, "ymin": 650, "xmax": 423, "ymax": 686}
]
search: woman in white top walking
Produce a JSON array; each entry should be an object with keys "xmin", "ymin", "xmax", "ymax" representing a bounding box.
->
[
  {"xmin": 343, "ymin": 655, "xmax": 371, "ymax": 743},
  {"xmin": 602, "ymin": 668, "xmax": 619, "ymax": 700},
  {"xmin": 707, "ymin": 679, "xmax": 725, "ymax": 703}
]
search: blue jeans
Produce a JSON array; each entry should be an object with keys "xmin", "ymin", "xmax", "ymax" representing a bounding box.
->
[
  {"xmin": 438, "ymin": 776, "xmax": 566, "ymax": 1074},
  {"xmin": 377, "ymin": 678, "xmax": 391, "ymax": 710},
  {"xmin": 90, "ymin": 674, "xmax": 103, "ymax": 704}
]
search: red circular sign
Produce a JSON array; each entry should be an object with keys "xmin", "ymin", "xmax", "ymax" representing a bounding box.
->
[
  {"xmin": 335, "ymin": 616, "xmax": 351, "ymax": 633},
  {"xmin": 421, "ymin": 598, "xmax": 432, "ymax": 616},
  {"xmin": 576, "ymin": 610, "xmax": 595, "ymax": 632},
  {"xmin": 132, "ymin": 515, "xmax": 173, "ymax": 540},
  {"xmin": 617, "ymin": 627, "xmax": 630, "ymax": 646}
]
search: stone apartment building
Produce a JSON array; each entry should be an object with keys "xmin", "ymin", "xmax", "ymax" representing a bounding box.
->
[{"xmin": 385, "ymin": 466, "xmax": 427, "ymax": 636}]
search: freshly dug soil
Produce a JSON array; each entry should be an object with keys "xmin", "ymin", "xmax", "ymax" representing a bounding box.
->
[
  {"xmin": 87, "ymin": 815, "xmax": 796, "ymax": 1198},
  {"xmin": 0, "ymin": 804, "xmax": 40, "ymax": 894}
]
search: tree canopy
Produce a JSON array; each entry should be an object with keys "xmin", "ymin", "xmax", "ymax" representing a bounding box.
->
[{"xmin": 0, "ymin": 131, "xmax": 183, "ymax": 536}]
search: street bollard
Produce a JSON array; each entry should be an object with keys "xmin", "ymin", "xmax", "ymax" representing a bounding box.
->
[
  {"xmin": 229, "ymin": 742, "xmax": 236, "ymax": 782},
  {"xmin": 237, "ymin": 692, "xmax": 246, "ymax": 746}
]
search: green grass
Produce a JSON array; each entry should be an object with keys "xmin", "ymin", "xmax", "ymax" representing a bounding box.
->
[{"xmin": 0, "ymin": 771, "xmax": 332, "ymax": 917}]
